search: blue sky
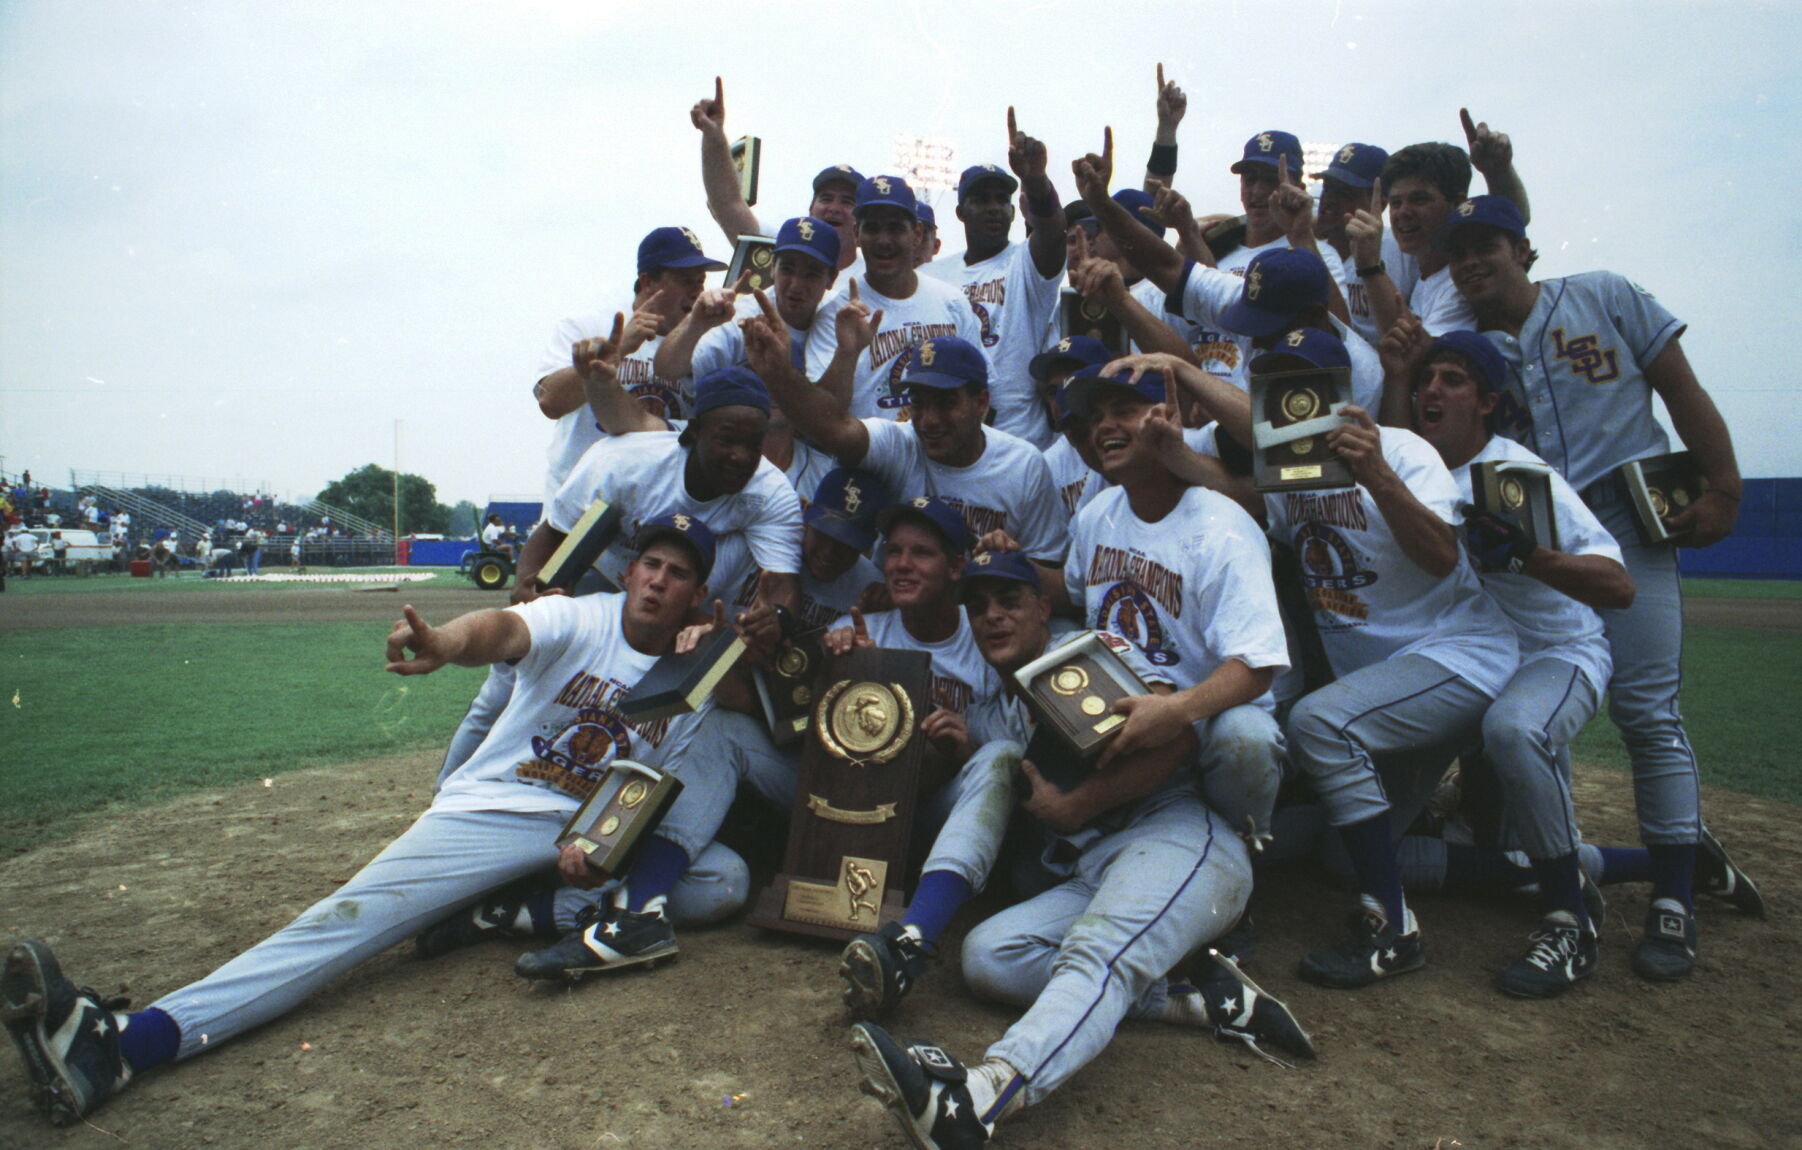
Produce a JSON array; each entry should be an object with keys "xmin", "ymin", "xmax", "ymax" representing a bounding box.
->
[{"xmin": 3, "ymin": 0, "xmax": 1797, "ymax": 506}]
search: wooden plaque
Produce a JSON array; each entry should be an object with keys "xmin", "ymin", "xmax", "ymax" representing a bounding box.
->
[
  {"xmin": 748, "ymin": 646, "xmax": 933, "ymax": 941},
  {"xmin": 556, "ymin": 761, "xmax": 683, "ymax": 879},
  {"xmin": 1471, "ymin": 460, "xmax": 1560, "ymax": 552},
  {"xmin": 726, "ymin": 234, "xmax": 777, "ymax": 294},
  {"xmin": 1250, "ymin": 366, "xmax": 1355, "ymax": 492},
  {"xmin": 1203, "ymin": 214, "xmax": 1248, "ymax": 262},
  {"xmin": 538, "ymin": 498, "xmax": 625, "ymax": 592},
  {"xmin": 754, "ymin": 625, "xmax": 827, "ymax": 747},
  {"xmin": 1013, "ymin": 632, "xmax": 1147, "ymax": 762},
  {"xmin": 1619, "ymin": 451, "xmax": 1708, "ymax": 545},
  {"xmin": 1057, "ymin": 289, "xmax": 1127, "ymax": 356},
  {"xmin": 618, "ymin": 626, "xmax": 747, "ymax": 722},
  {"xmin": 730, "ymin": 136, "xmax": 762, "ymax": 207}
]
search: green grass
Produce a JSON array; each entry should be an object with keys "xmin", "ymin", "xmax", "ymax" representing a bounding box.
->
[
  {"xmin": 1573, "ymin": 624, "xmax": 1802, "ymax": 803},
  {"xmin": 0, "ymin": 566, "xmax": 468, "ymax": 596},
  {"xmin": 1680, "ymin": 577, "xmax": 1802, "ymax": 600},
  {"xmin": 0, "ymin": 622, "xmax": 483, "ymax": 855}
]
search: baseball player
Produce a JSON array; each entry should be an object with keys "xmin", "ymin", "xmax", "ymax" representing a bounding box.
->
[
  {"xmin": 1, "ymin": 516, "xmax": 748, "ymax": 1126},
  {"xmin": 920, "ymin": 110, "xmax": 1066, "ymax": 448},
  {"xmin": 1444, "ymin": 195, "xmax": 1757, "ymax": 980},
  {"xmin": 847, "ymin": 548, "xmax": 1309, "ymax": 1150},
  {"xmin": 1028, "ymin": 336, "xmax": 1114, "ymax": 516},
  {"xmin": 1389, "ymin": 325, "xmax": 1635, "ymax": 995},
  {"xmin": 801, "ymin": 175, "xmax": 989, "ymax": 422},
  {"xmin": 1307, "ymin": 142, "xmax": 1408, "ymax": 346},
  {"xmin": 756, "ymin": 314, "xmax": 1069, "ymax": 567},
  {"xmin": 1119, "ymin": 329, "xmax": 1522, "ymax": 988},
  {"xmin": 688, "ymin": 76, "xmax": 863, "ymax": 278},
  {"xmin": 914, "ymin": 202, "xmax": 942, "ymax": 267}
]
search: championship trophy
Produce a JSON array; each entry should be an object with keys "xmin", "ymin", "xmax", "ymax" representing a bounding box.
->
[
  {"xmin": 1471, "ymin": 460, "xmax": 1561, "ymax": 551},
  {"xmin": 537, "ymin": 497, "xmax": 625, "ymax": 592},
  {"xmin": 1057, "ymin": 289, "xmax": 1127, "ymax": 356},
  {"xmin": 726, "ymin": 234, "xmax": 777, "ymax": 294},
  {"xmin": 730, "ymin": 136, "xmax": 762, "ymax": 206},
  {"xmin": 1249, "ymin": 365, "xmax": 1354, "ymax": 492},
  {"xmin": 1013, "ymin": 632, "xmax": 1149, "ymax": 790},
  {"xmin": 1619, "ymin": 451, "xmax": 1709, "ymax": 545},
  {"xmin": 556, "ymin": 760, "xmax": 683, "ymax": 878},
  {"xmin": 748, "ymin": 646, "xmax": 933, "ymax": 941}
]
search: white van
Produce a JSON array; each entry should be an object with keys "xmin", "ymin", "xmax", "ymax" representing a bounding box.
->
[{"xmin": 26, "ymin": 528, "xmax": 111, "ymax": 569}]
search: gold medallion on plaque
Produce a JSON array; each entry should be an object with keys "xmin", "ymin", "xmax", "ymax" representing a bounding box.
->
[
  {"xmin": 1673, "ymin": 488, "xmax": 1691, "ymax": 507},
  {"xmin": 599, "ymin": 815, "xmax": 620, "ymax": 836},
  {"xmin": 1501, "ymin": 477, "xmax": 1525, "ymax": 510},
  {"xmin": 1649, "ymin": 489, "xmax": 1669, "ymax": 517},
  {"xmin": 1081, "ymin": 299, "xmax": 1107, "ymax": 322},
  {"xmin": 792, "ymin": 684, "xmax": 812, "ymax": 706},
  {"xmin": 1049, "ymin": 665, "xmax": 1089, "ymax": 695},
  {"xmin": 1291, "ymin": 436, "xmax": 1314, "ymax": 456},
  {"xmin": 815, "ymin": 681, "xmax": 915, "ymax": 765},
  {"xmin": 778, "ymin": 646, "xmax": 808, "ymax": 677},
  {"xmin": 1080, "ymin": 695, "xmax": 1107, "ymax": 716},
  {"xmin": 619, "ymin": 780, "xmax": 648, "ymax": 809},
  {"xmin": 1283, "ymin": 388, "xmax": 1321, "ymax": 422},
  {"xmin": 752, "ymin": 247, "xmax": 774, "ymax": 269}
]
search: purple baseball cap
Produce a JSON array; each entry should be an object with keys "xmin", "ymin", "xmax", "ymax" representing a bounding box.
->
[
  {"xmin": 692, "ymin": 365, "xmax": 771, "ymax": 419},
  {"xmin": 1231, "ymin": 130, "xmax": 1304, "ymax": 176},
  {"xmin": 813, "ymin": 164, "xmax": 865, "ymax": 193},
  {"xmin": 876, "ymin": 494, "xmax": 974, "ymax": 556},
  {"xmin": 775, "ymin": 216, "xmax": 841, "ymax": 270},
  {"xmin": 957, "ymin": 163, "xmax": 1019, "ymax": 203},
  {"xmin": 901, "ymin": 336, "xmax": 988, "ymax": 391},
  {"xmin": 633, "ymin": 512, "xmax": 717, "ymax": 581},
  {"xmin": 1220, "ymin": 248, "xmax": 1332, "ymax": 337},
  {"xmin": 1428, "ymin": 331, "xmax": 1507, "ymax": 393},
  {"xmin": 1440, "ymin": 194, "xmax": 1528, "ymax": 247},
  {"xmin": 1111, "ymin": 188, "xmax": 1167, "ymax": 239},
  {"xmin": 853, "ymin": 175, "xmax": 919, "ymax": 220},
  {"xmin": 916, "ymin": 202, "xmax": 937, "ymax": 228},
  {"xmin": 1318, "ymin": 142, "xmax": 1389, "ymax": 189},
  {"xmin": 805, "ymin": 468, "xmax": 888, "ymax": 552},
  {"xmin": 637, "ymin": 226, "xmax": 728, "ymax": 274},
  {"xmin": 1028, "ymin": 335, "xmax": 1114, "ymax": 384},
  {"xmin": 959, "ymin": 549, "xmax": 1042, "ymax": 600},
  {"xmin": 1249, "ymin": 326, "xmax": 1351, "ymax": 374},
  {"xmin": 1061, "ymin": 363, "xmax": 1166, "ymax": 421}
]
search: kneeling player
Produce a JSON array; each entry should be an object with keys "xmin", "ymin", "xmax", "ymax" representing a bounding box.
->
[
  {"xmin": 2, "ymin": 516, "xmax": 740, "ymax": 1126},
  {"xmin": 848, "ymin": 552, "xmax": 1310, "ymax": 1150}
]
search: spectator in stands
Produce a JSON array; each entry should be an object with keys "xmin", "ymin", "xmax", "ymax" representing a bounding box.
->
[{"xmin": 49, "ymin": 532, "xmax": 69, "ymax": 576}]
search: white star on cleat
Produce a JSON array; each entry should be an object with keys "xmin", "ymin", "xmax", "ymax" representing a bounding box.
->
[
  {"xmin": 603, "ymin": 921, "xmax": 621, "ymax": 938},
  {"xmin": 1219, "ymin": 997, "xmax": 1238, "ymax": 1015},
  {"xmin": 943, "ymin": 1097, "xmax": 960, "ymax": 1119},
  {"xmin": 1383, "ymin": 948, "xmax": 1397, "ymax": 961},
  {"xmin": 91, "ymin": 1016, "xmax": 108, "ymax": 1039}
]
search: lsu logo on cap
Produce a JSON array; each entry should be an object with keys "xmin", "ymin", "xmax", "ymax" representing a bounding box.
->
[
  {"xmin": 1337, "ymin": 143, "xmax": 1356, "ymax": 165},
  {"xmin": 796, "ymin": 219, "xmax": 815, "ymax": 240},
  {"xmin": 672, "ymin": 513, "xmax": 693, "ymax": 531},
  {"xmin": 1257, "ymin": 132, "xmax": 1274, "ymax": 152},
  {"xmin": 974, "ymin": 551, "xmax": 992, "ymax": 566},
  {"xmin": 1246, "ymin": 269, "xmax": 1263, "ymax": 300},
  {"xmin": 1056, "ymin": 337, "xmax": 1071, "ymax": 353},
  {"xmin": 680, "ymin": 227, "xmax": 703, "ymax": 251},
  {"xmin": 843, "ymin": 480, "xmax": 862, "ymax": 512},
  {"xmin": 982, "ymin": 163, "xmax": 999, "ymax": 172},
  {"xmin": 873, "ymin": 176, "xmax": 892, "ymax": 194},
  {"xmin": 1458, "ymin": 200, "xmax": 1476, "ymax": 217},
  {"xmin": 919, "ymin": 341, "xmax": 937, "ymax": 366},
  {"xmin": 1285, "ymin": 329, "xmax": 1307, "ymax": 348},
  {"xmin": 912, "ymin": 496, "xmax": 932, "ymax": 509},
  {"xmin": 835, "ymin": 163, "xmax": 853, "ymax": 172}
]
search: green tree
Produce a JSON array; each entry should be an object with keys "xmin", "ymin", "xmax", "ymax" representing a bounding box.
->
[
  {"xmin": 316, "ymin": 465, "xmax": 450, "ymax": 535},
  {"xmin": 447, "ymin": 500, "xmax": 480, "ymax": 538}
]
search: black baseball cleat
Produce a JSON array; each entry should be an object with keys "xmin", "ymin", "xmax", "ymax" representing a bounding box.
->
[
  {"xmin": 1632, "ymin": 898, "xmax": 1698, "ymax": 982},
  {"xmin": 416, "ymin": 876, "xmax": 553, "ymax": 959},
  {"xmin": 513, "ymin": 901, "xmax": 676, "ymax": 981},
  {"xmin": 1191, "ymin": 950, "xmax": 1314, "ymax": 1061},
  {"xmin": 849, "ymin": 1023, "xmax": 991, "ymax": 1149},
  {"xmin": 1212, "ymin": 911, "xmax": 1257, "ymax": 969},
  {"xmin": 1695, "ymin": 828, "xmax": 1766, "ymax": 918},
  {"xmin": 1495, "ymin": 910, "xmax": 1599, "ymax": 999},
  {"xmin": 2, "ymin": 941, "xmax": 131, "ymax": 1125},
  {"xmin": 1298, "ymin": 905, "xmax": 1425, "ymax": 989},
  {"xmin": 841, "ymin": 922, "xmax": 929, "ymax": 1021}
]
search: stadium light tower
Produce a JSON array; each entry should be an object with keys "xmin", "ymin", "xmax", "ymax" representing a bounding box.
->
[
  {"xmin": 1301, "ymin": 140, "xmax": 1338, "ymax": 185},
  {"xmin": 893, "ymin": 133, "xmax": 957, "ymax": 208}
]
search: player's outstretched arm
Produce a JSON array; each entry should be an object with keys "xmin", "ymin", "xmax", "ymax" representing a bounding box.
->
[
  {"xmin": 1008, "ymin": 107, "xmax": 1067, "ymax": 279},
  {"xmin": 1072, "ymin": 128, "xmax": 1188, "ymax": 295},
  {"xmin": 575, "ymin": 312, "xmax": 667, "ymax": 436},
  {"xmin": 1329, "ymin": 407, "xmax": 1459, "ymax": 576},
  {"xmin": 1070, "ymin": 234, "xmax": 1199, "ymax": 366},
  {"xmin": 692, "ymin": 76, "xmax": 760, "ymax": 244},
  {"xmin": 1270, "ymin": 156, "xmax": 1350, "ymax": 325},
  {"xmin": 1143, "ymin": 183, "xmax": 1212, "ymax": 267},
  {"xmin": 652, "ymin": 285, "xmax": 739, "ymax": 383},
  {"xmin": 1142, "ymin": 62, "xmax": 1185, "ymax": 192},
  {"xmin": 1645, "ymin": 336, "xmax": 1741, "ymax": 547},
  {"xmin": 512, "ymin": 523, "xmax": 568, "ymax": 604},
  {"xmin": 1523, "ymin": 550, "xmax": 1635, "ymax": 610},
  {"xmin": 1461, "ymin": 108, "xmax": 1531, "ymax": 224},
  {"xmin": 748, "ymin": 287, "xmax": 871, "ymax": 463},
  {"xmin": 1376, "ymin": 312, "xmax": 1430, "ymax": 429},
  {"xmin": 386, "ymin": 604, "xmax": 530, "ymax": 675}
]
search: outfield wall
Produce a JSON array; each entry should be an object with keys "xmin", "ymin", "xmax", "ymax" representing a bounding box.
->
[{"xmin": 1680, "ymin": 478, "xmax": 1802, "ymax": 579}]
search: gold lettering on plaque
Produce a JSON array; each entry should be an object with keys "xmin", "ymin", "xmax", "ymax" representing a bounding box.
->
[
  {"xmin": 805, "ymin": 795, "xmax": 899, "ymax": 825},
  {"xmin": 780, "ymin": 856, "xmax": 890, "ymax": 931},
  {"xmin": 1281, "ymin": 465, "xmax": 1324, "ymax": 481}
]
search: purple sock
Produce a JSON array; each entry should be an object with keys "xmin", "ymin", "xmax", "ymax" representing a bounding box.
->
[
  {"xmin": 1530, "ymin": 853, "xmax": 1589, "ymax": 926},
  {"xmin": 118, "ymin": 1007, "xmax": 180, "ymax": 1073},
  {"xmin": 1647, "ymin": 842, "xmax": 1697, "ymax": 910},
  {"xmin": 904, "ymin": 871, "xmax": 972, "ymax": 947},
  {"xmin": 1444, "ymin": 843, "xmax": 1534, "ymax": 891},
  {"xmin": 1594, "ymin": 845, "xmax": 1653, "ymax": 886},
  {"xmin": 623, "ymin": 836, "xmax": 689, "ymax": 913},
  {"xmin": 1337, "ymin": 813, "xmax": 1406, "ymax": 926}
]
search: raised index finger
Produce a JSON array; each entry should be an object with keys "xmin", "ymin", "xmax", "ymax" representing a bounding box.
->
[
  {"xmin": 1278, "ymin": 153, "xmax": 1290, "ymax": 184},
  {"xmin": 1371, "ymin": 176, "xmax": 1385, "ymax": 215},
  {"xmin": 1156, "ymin": 62, "xmax": 1165, "ymax": 90},
  {"xmin": 751, "ymin": 285, "xmax": 781, "ymax": 325},
  {"xmin": 848, "ymin": 276, "xmax": 860, "ymax": 304},
  {"xmin": 608, "ymin": 311, "xmax": 625, "ymax": 347},
  {"xmin": 715, "ymin": 76, "xmax": 724, "ymax": 109},
  {"xmin": 1007, "ymin": 105, "xmax": 1018, "ymax": 141},
  {"xmin": 851, "ymin": 605, "xmax": 869, "ymax": 639},
  {"xmin": 1102, "ymin": 126, "xmax": 1113, "ymax": 164},
  {"xmin": 1460, "ymin": 107, "xmax": 1477, "ymax": 142}
]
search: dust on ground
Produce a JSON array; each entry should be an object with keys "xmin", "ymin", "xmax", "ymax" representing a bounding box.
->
[{"xmin": 2, "ymin": 751, "xmax": 1797, "ymax": 1150}]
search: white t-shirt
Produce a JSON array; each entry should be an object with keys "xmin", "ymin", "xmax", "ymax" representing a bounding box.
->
[
  {"xmin": 1263, "ymin": 427, "xmax": 1519, "ymax": 696},
  {"xmin": 832, "ymin": 608, "xmax": 1002, "ymax": 718},
  {"xmin": 481, "ymin": 522, "xmax": 505, "ymax": 547},
  {"xmin": 860, "ymin": 419, "xmax": 1069, "ymax": 561},
  {"xmin": 538, "ymin": 310, "xmax": 675, "ymax": 504},
  {"xmin": 1341, "ymin": 233, "xmax": 1419, "ymax": 347},
  {"xmin": 548, "ymin": 431, "xmax": 803, "ymax": 589},
  {"xmin": 1174, "ymin": 262, "xmax": 1384, "ymax": 412},
  {"xmin": 966, "ymin": 628, "xmax": 1174, "ymax": 749},
  {"xmin": 1064, "ymin": 485, "xmax": 1290, "ymax": 708},
  {"xmin": 690, "ymin": 296, "xmax": 812, "ymax": 385},
  {"xmin": 717, "ymin": 537, "xmax": 882, "ymax": 628},
  {"xmin": 781, "ymin": 438, "xmax": 838, "ymax": 507},
  {"xmin": 1453, "ymin": 437, "xmax": 1618, "ymax": 691},
  {"xmin": 1045, "ymin": 435, "xmax": 1106, "ymax": 517},
  {"xmin": 1411, "ymin": 264, "xmax": 1478, "ymax": 336},
  {"xmin": 805, "ymin": 276, "xmax": 988, "ymax": 420},
  {"xmin": 923, "ymin": 242, "xmax": 1063, "ymax": 449},
  {"xmin": 433, "ymin": 593, "xmax": 709, "ymax": 815}
]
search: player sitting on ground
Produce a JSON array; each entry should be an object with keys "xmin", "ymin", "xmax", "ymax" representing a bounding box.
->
[
  {"xmin": 847, "ymin": 548, "xmax": 1311, "ymax": 1150},
  {"xmin": 1, "ymin": 515, "xmax": 743, "ymax": 1126}
]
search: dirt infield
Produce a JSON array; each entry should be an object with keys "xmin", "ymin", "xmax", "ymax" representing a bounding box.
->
[{"xmin": 0, "ymin": 753, "xmax": 1796, "ymax": 1150}]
